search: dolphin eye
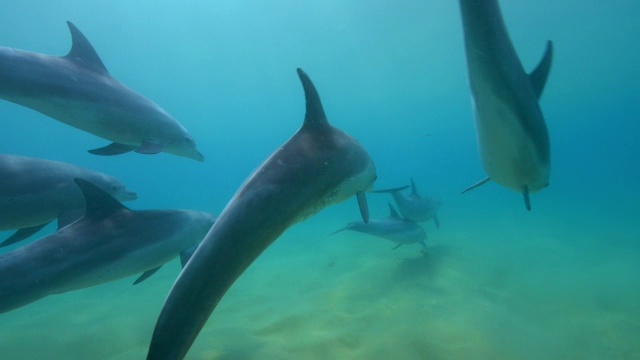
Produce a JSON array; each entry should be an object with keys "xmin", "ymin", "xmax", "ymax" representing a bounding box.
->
[{"xmin": 185, "ymin": 137, "xmax": 194, "ymax": 144}]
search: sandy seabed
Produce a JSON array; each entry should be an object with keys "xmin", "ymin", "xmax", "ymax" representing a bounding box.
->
[{"xmin": 0, "ymin": 205, "xmax": 638, "ymax": 360}]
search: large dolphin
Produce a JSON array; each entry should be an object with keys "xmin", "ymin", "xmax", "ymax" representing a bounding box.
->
[
  {"xmin": 0, "ymin": 178, "xmax": 215, "ymax": 314},
  {"xmin": 331, "ymin": 203, "xmax": 428, "ymax": 252},
  {"xmin": 0, "ymin": 154, "xmax": 137, "ymax": 247},
  {"xmin": 0, "ymin": 21, "xmax": 204, "ymax": 161},
  {"xmin": 374, "ymin": 178, "xmax": 442, "ymax": 227},
  {"xmin": 458, "ymin": 0, "xmax": 553, "ymax": 210},
  {"xmin": 146, "ymin": 68, "xmax": 377, "ymax": 359}
]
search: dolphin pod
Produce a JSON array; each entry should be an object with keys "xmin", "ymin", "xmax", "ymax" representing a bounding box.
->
[
  {"xmin": 146, "ymin": 68, "xmax": 377, "ymax": 360},
  {"xmin": 0, "ymin": 22, "xmax": 204, "ymax": 161},
  {"xmin": 0, "ymin": 154, "xmax": 137, "ymax": 247},
  {"xmin": 0, "ymin": 0, "xmax": 558, "ymax": 356},
  {"xmin": 458, "ymin": 0, "xmax": 553, "ymax": 210},
  {"xmin": 0, "ymin": 178, "xmax": 215, "ymax": 314}
]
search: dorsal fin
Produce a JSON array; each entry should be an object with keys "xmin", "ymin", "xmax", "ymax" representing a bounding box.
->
[
  {"xmin": 388, "ymin": 203, "xmax": 401, "ymax": 219},
  {"xmin": 64, "ymin": 21, "xmax": 109, "ymax": 74},
  {"xmin": 410, "ymin": 178, "xmax": 419, "ymax": 196},
  {"xmin": 528, "ymin": 40, "xmax": 553, "ymax": 99},
  {"xmin": 74, "ymin": 178, "xmax": 128, "ymax": 220},
  {"xmin": 296, "ymin": 68, "xmax": 329, "ymax": 129}
]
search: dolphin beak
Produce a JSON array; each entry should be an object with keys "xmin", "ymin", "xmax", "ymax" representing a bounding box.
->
[
  {"xmin": 192, "ymin": 150, "xmax": 205, "ymax": 162},
  {"xmin": 356, "ymin": 191, "xmax": 369, "ymax": 223}
]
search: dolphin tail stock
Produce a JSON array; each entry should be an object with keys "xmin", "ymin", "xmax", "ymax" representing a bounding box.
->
[
  {"xmin": 372, "ymin": 185, "xmax": 410, "ymax": 194},
  {"xmin": 461, "ymin": 177, "xmax": 491, "ymax": 194}
]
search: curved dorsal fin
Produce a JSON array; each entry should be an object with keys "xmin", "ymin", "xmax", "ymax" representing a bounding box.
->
[
  {"xmin": 296, "ymin": 68, "xmax": 329, "ymax": 130},
  {"xmin": 64, "ymin": 21, "xmax": 109, "ymax": 74},
  {"xmin": 388, "ymin": 203, "xmax": 401, "ymax": 218},
  {"xmin": 74, "ymin": 178, "xmax": 128, "ymax": 220},
  {"xmin": 528, "ymin": 40, "xmax": 553, "ymax": 99}
]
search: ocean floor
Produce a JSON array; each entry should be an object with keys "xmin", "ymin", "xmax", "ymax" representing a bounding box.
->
[{"xmin": 1, "ymin": 203, "xmax": 639, "ymax": 360}]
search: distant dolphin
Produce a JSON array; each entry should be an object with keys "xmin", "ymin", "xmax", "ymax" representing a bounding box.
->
[
  {"xmin": 0, "ymin": 178, "xmax": 215, "ymax": 314},
  {"xmin": 0, "ymin": 21, "xmax": 204, "ymax": 161},
  {"xmin": 146, "ymin": 68, "xmax": 377, "ymax": 360},
  {"xmin": 458, "ymin": 0, "xmax": 553, "ymax": 210},
  {"xmin": 331, "ymin": 203, "xmax": 428, "ymax": 252},
  {"xmin": 0, "ymin": 154, "xmax": 137, "ymax": 247},
  {"xmin": 374, "ymin": 178, "xmax": 442, "ymax": 228}
]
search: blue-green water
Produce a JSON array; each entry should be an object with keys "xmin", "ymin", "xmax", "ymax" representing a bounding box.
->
[{"xmin": 1, "ymin": 1, "xmax": 639, "ymax": 359}]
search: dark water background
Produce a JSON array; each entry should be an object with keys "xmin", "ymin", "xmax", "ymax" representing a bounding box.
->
[{"xmin": 1, "ymin": 1, "xmax": 638, "ymax": 359}]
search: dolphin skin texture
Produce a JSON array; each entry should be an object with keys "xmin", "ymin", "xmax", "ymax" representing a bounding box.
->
[
  {"xmin": 0, "ymin": 22, "xmax": 204, "ymax": 161},
  {"xmin": 146, "ymin": 68, "xmax": 377, "ymax": 359},
  {"xmin": 0, "ymin": 154, "xmax": 137, "ymax": 247},
  {"xmin": 374, "ymin": 178, "xmax": 442, "ymax": 227},
  {"xmin": 0, "ymin": 178, "xmax": 215, "ymax": 314},
  {"xmin": 332, "ymin": 203, "xmax": 428, "ymax": 252},
  {"xmin": 459, "ymin": 0, "xmax": 553, "ymax": 210}
]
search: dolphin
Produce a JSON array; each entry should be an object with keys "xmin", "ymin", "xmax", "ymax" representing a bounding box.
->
[
  {"xmin": 146, "ymin": 68, "xmax": 377, "ymax": 360},
  {"xmin": 0, "ymin": 178, "xmax": 215, "ymax": 314},
  {"xmin": 0, "ymin": 21, "xmax": 204, "ymax": 161},
  {"xmin": 458, "ymin": 0, "xmax": 553, "ymax": 210},
  {"xmin": 0, "ymin": 154, "xmax": 137, "ymax": 247},
  {"xmin": 331, "ymin": 203, "xmax": 428, "ymax": 252},
  {"xmin": 374, "ymin": 178, "xmax": 442, "ymax": 227}
]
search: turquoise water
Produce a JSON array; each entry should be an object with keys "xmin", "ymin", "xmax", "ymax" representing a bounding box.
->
[{"xmin": 1, "ymin": 1, "xmax": 639, "ymax": 359}]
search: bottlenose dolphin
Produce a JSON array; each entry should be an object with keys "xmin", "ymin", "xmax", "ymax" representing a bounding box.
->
[
  {"xmin": 0, "ymin": 154, "xmax": 137, "ymax": 247},
  {"xmin": 374, "ymin": 178, "xmax": 442, "ymax": 227},
  {"xmin": 146, "ymin": 68, "xmax": 377, "ymax": 360},
  {"xmin": 0, "ymin": 178, "xmax": 215, "ymax": 314},
  {"xmin": 332, "ymin": 203, "xmax": 428, "ymax": 252},
  {"xmin": 458, "ymin": 0, "xmax": 553, "ymax": 210},
  {"xmin": 0, "ymin": 21, "xmax": 204, "ymax": 161}
]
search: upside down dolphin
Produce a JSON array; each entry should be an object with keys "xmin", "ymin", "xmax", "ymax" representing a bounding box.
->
[
  {"xmin": 458, "ymin": 0, "xmax": 554, "ymax": 210},
  {"xmin": 0, "ymin": 178, "xmax": 215, "ymax": 314},
  {"xmin": 331, "ymin": 203, "xmax": 428, "ymax": 252},
  {"xmin": 146, "ymin": 68, "xmax": 377, "ymax": 359},
  {"xmin": 0, "ymin": 21, "xmax": 204, "ymax": 161},
  {"xmin": 0, "ymin": 154, "xmax": 137, "ymax": 247}
]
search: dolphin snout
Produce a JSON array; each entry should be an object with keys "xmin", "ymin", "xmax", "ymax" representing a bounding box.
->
[{"xmin": 190, "ymin": 150, "xmax": 205, "ymax": 162}]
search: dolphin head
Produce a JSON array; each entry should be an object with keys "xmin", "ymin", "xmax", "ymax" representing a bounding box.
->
[{"xmin": 163, "ymin": 131, "xmax": 205, "ymax": 162}]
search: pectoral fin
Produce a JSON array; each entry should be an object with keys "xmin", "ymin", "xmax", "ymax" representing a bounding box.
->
[
  {"xmin": 0, "ymin": 223, "xmax": 49, "ymax": 247},
  {"xmin": 356, "ymin": 191, "xmax": 369, "ymax": 223},
  {"xmin": 523, "ymin": 186, "xmax": 531, "ymax": 211},
  {"xmin": 462, "ymin": 177, "xmax": 491, "ymax": 194},
  {"xmin": 529, "ymin": 40, "xmax": 554, "ymax": 99},
  {"xmin": 89, "ymin": 142, "xmax": 137, "ymax": 156},
  {"xmin": 180, "ymin": 244, "xmax": 199, "ymax": 268},
  {"xmin": 133, "ymin": 266, "xmax": 163, "ymax": 285}
]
